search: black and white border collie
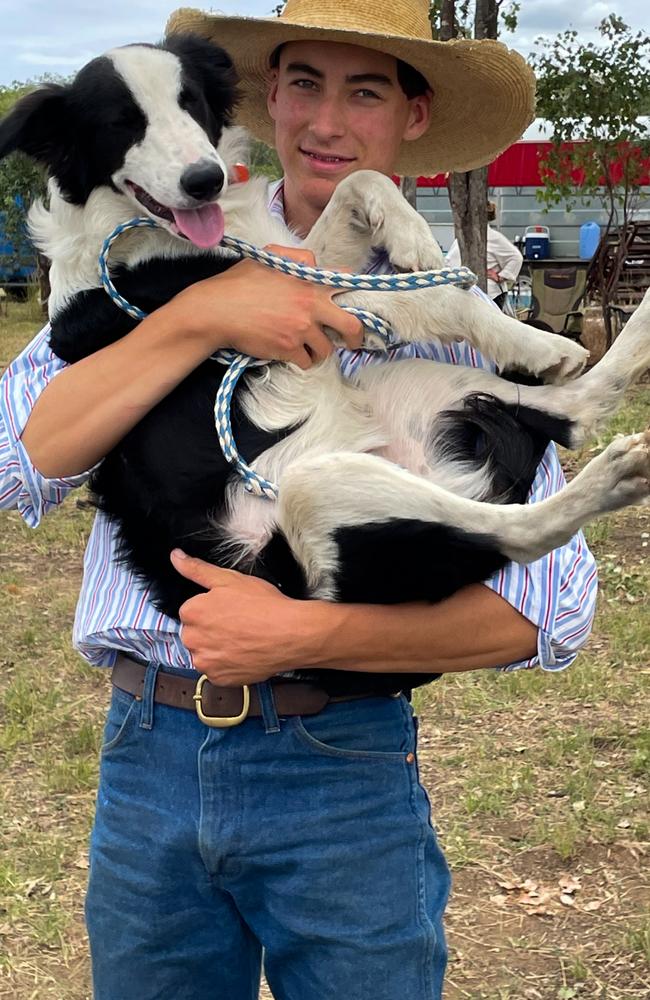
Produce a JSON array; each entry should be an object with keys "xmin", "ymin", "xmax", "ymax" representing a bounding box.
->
[{"xmin": 1, "ymin": 36, "xmax": 649, "ymax": 692}]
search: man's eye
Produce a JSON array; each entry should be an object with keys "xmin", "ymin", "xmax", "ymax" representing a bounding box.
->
[
  {"xmin": 292, "ymin": 79, "xmax": 317, "ymax": 90},
  {"xmin": 355, "ymin": 89, "xmax": 380, "ymax": 99}
]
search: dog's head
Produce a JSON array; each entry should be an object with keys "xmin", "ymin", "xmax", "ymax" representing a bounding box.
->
[{"xmin": 0, "ymin": 34, "xmax": 239, "ymax": 248}]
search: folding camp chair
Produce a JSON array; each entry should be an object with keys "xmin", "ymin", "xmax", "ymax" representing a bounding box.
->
[{"xmin": 524, "ymin": 261, "xmax": 589, "ymax": 341}]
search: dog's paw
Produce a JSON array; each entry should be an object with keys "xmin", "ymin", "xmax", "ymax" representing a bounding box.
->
[
  {"xmin": 590, "ymin": 430, "xmax": 650, "ymax": 512},
  {"xmin": 521, "ymin": 331, "xmax": 589, "ymax": 384},
  {"xmin": 342, "ymin": 171, "xmax": 444, "ymax": 272},
  {"xmin": 371, "ymin": 197, "xmax": 445, "ymax": 273},
  {"xmin": 383, "ymin": 217, "xmax": 446, "ymax": 273}
]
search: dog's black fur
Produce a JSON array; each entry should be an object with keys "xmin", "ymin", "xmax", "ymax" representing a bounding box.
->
[
  {"xmin": 1, "ymin": 37, "xmax": 237, "ymax": 208},
  {"xmin": 0, "ymin": 36, "xmax": 567, "ymax": 692}
]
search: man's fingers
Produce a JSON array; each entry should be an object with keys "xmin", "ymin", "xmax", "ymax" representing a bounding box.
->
[
  {"xmin": 304, "ymin": 328, "xmax": 335, "ymax": 362},
  {"xmin": 170, "ymin": 549, "xmax": 235, "ymax": 589},
  {"xmin": 321, "ymin": 300, "xmax": 364, "ymax": 349},
  {"xmin": 288, "ymin": 346, "xmax": 315, "ymax": 370},
  {"xmin": 264, "ymin": 244, "xmax": 316, "ymax": 267}
]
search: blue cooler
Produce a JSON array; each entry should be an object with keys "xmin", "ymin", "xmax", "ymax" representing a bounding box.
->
[
  {"xmin": 579, "ymin": 221, "xmax": 601, "ymax": 259},
  {"xmin": 524, "ymin": 225, "xmax": 550, "ymax": 260}
]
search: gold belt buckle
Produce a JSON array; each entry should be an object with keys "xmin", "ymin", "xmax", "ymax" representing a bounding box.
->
[{"xmin": 193, "ymin": 675, "xmax": 250, "ymax": 728}]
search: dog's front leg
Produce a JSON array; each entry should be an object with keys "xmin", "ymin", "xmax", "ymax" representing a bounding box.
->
[
  {"xmin": 336, "ymin": 283, "xmax": 590, "ymax": 383},
  {"xmin": 303, "ymin": 170, "xmax": 444, "ymax": 272}
]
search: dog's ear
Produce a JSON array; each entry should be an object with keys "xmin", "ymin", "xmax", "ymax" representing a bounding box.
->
[
  {"xmin": 0, "ymin": 84, "xmax": 69, "ymax": 169},
  {"xmin": 163, "ymin": 33, "xmax": 240, "ymax": 124}
]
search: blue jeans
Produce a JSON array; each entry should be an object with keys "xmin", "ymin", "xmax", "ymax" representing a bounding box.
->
[{"xmin": 86, "ymin": 664, "xmax": 451, "ymax": 999}]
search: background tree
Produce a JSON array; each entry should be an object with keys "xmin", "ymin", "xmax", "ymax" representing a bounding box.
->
[
  {"xmin": 428, "ymin": 1, "xmax": 520, "ymax": 290},
  {"xmin": 249, "ymin": 139, "xmax": 282, "ymax": 180},
  {"xmin": 0, "ymin": 83, "xmax": 48, "ymax": 270},
  {"xmin": 531, "ymin": 15, "xmax": 650, "ymax": 328}
]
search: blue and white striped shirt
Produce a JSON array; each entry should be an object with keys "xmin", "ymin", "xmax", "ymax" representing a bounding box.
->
[{"xmin": 0, "ymin": 181, "xmax": 597, "ymax": 672}]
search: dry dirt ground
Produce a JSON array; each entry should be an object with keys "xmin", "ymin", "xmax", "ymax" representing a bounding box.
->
[{"xmin": 1, "ymin": 307, "xmax": 648, "ymax": 999}]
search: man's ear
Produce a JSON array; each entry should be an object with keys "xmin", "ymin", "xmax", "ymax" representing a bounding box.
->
[
  {"xmin": 403, "ymin": 92, "xmax": 432, "ymax": 143},
  {"xmin": 0, "ymin": 84, "xmax": 68, "ymax": 168},
  {"xmin": 267, "ymin": 70, "xmax": 280, "ymax": 123}
]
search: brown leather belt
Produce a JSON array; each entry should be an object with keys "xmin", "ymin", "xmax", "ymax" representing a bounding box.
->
[{"xmin": 112, "ymin": 655, "xmax": 396, "ymax": 728}]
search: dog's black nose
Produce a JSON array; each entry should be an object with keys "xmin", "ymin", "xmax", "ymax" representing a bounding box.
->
[{"xmin": 180, "ymin": 160, "xmax": 225, "ymax": 201}]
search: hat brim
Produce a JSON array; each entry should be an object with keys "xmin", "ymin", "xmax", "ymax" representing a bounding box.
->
[{"xmin": 167, "ymin": 8, "xmax": 536, "ymax": 177}]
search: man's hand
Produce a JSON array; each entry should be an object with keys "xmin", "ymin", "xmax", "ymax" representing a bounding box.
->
[
  {"xmin": 170, "ymin": 549, "xmax": 323, "ymax": 685},
  {"xmin": 167, "ymin": 245, "xmax": 364, "ymax": 369},
  {"xmin": 486, "ymin": 267, "xmax": 502, "ymax": 284}
]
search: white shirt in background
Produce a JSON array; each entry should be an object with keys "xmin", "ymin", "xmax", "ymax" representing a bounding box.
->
[{"xmin": 446, "ymin": 225, "xmax": 523, "ymax": 299}]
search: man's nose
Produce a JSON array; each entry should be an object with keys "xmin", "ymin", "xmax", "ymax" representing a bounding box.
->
[
  {"xmin": 308, "ymin": 97, "xmax": 346, "ymax": 141},
  {"xmin": 180, "ymin": 160, "xmax": 225, "ymax": 201}
]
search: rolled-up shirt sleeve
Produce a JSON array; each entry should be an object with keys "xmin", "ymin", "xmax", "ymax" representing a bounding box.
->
[
  {"xmin": 484, "ymin": 442, "xmax": 598, "ymax": 672},
  {"xmin": 0, "ymin": 326, "xmax": 92, "ymax": 526}
]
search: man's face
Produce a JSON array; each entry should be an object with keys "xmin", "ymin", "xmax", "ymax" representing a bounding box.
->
[{"xmin": 267, "ymin": 40, "xmax": 431, "ymax": 219}]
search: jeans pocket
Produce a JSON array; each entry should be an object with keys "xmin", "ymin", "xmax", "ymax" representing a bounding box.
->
[
  {"xmin": 292, "ymin": 695, "xmax": 414, "ymax": 760},
  {"xmin": 101, "ymin": 687, "xmax": 140, "ymax": 753}
]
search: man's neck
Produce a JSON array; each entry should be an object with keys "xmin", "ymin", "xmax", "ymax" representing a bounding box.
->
[{"xmin": 282, "ymin": 179, "xmax": 325, "ymax": 238}]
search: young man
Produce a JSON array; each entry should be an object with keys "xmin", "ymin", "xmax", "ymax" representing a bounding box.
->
[{"xmin": 0, "ymin": 2, "xmax": 597, "ymax": 997}]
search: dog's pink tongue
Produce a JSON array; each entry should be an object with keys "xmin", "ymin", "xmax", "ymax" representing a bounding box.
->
[{"xmin": 172, "ymin": 203, "xmax": 225, "ymax": 248}]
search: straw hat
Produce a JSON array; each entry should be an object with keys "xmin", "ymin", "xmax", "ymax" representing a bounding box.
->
[{"xmin": 166, "ymin": 0, "xmax": 536, "ymax": 176}]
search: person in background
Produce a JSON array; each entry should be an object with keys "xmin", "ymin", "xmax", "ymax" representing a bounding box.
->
[{"xmin": 446, "ymin": 200, "xmax": 523, "ymax": 310}]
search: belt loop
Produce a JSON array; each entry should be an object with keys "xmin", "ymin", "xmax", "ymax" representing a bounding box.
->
[
  {"xmin": 255, "ymin": 681, "xmax": 280, "ymax": 734},
  {"xmin": 139, "ymin": 662, "xmax": 160, "ymax": 730}
]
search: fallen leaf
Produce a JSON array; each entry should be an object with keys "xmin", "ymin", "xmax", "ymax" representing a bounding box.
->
[
  {"xmin": 558, "ymin": 874, "xmax": 581, "ymax": 894},
  {"xmin": 560, "ymin": 893, "xmax": 576, "ymax": 907}
]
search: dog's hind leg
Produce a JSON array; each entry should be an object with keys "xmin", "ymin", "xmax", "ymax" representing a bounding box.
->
[{"xmin": 277, "ymin": 438, "xmax": 650, "ymax": 603}]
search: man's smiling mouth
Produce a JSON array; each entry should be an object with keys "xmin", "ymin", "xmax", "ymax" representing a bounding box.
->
[{"xmin": 300, "ymin": 148, "xmax": 356, "ymax": 164}]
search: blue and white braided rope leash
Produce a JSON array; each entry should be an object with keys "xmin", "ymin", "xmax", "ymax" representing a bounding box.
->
[{"xmin": 99, "ymin": 216, "xmax": 477, "ymax": 500}]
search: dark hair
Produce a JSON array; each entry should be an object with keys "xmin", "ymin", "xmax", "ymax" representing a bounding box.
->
[{"xmin": 269, "ymin": 44, "xmax": 431, "ymax": 98}]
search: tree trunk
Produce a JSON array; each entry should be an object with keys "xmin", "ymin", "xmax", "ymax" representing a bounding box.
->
[
  {"xmin": 440, "ymin": 0, "xmax": 456, "ymax": 39},
  {"xmin": 448, "ymin": 167, "xmax": 489, "ymax": 289},
  {"xmin": 440, "ymin": 0, "xmax": 499, "ymax": 291},
  {"xmin": 474, "ymin": 0, "xmax": 498, "ymax": 40},
  {"xmin": 400, "ymin": 174, "xmax": 418, "ymax": 209}
]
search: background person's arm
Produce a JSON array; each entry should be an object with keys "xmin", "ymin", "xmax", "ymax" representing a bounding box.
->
[{"xmin": 487, "ymin": 228, "xmax": 523, "ymax": 286}]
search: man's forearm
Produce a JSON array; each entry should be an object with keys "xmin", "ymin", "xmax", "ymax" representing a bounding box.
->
[
  {"xmin": 21, "ymin": 300, "xmax": 219, "ymax": 477},
  {"xmin": 302, "ymin": 583, "xmax": 538, "ymax": 674},
  {"xmin": 172, "ymin": 555, "xmax": 539, "ymax": 685}
]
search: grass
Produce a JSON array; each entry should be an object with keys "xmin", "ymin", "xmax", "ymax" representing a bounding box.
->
[{"xmin": 1, "ymin": 301, "xmax": 649, "ymax": 999}]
